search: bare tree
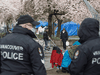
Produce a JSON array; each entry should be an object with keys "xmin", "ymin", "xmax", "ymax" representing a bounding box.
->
[
  {"xmin": 46, "ymin": 0, "xmax": 66, "ymax": 37},
  {"xmin": 4, "ymin": 13, "xmax": 13, "ymax": 31}
]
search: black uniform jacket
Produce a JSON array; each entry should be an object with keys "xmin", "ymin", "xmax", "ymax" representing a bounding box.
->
[
  {"xmin": 0, "ymin": 26, "xmax": 46, "ymax": 75},
  {"xmin": 69, "ymin": 18, "xmax": 100, "ymax": 75}
]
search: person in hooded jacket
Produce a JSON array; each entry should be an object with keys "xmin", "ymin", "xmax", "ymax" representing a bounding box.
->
[
  {"xmin": 0, "ymin": 15, "xmax": 46, "ymax": 75},
  {"xmin": 69, "ymin": 18, "xmax": 100, "ymax": 75}
]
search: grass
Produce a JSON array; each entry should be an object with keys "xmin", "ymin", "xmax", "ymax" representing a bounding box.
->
[
  {"xmin": 0, "ymin": 33, "xmax": 79, "ymax": 41},
  {"xmin": 0, "ymin": 33, "xmax": 6, "ymax": 38}
]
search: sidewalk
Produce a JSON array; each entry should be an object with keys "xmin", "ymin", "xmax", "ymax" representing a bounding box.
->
[{"xmin": 47, "ymin": 68, "xmax": 70, "ymax": 75}]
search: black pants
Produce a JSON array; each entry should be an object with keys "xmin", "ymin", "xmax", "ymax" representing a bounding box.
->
[
  {"xmin": 62, "ymin": 40, "xmax": 66, "ymax": 49},
  {"xmin": 62, "ymin": 67, "xmax": 69, "ymax": 73}
]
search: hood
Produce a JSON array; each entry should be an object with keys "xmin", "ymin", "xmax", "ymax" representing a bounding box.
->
[
  {"xmin": 13, "ymin": 25, "xmax": 36, "ymax": 38},
  {"xmin": 78, "ymin": 18, "xmax": 99, "ymax": 44}
]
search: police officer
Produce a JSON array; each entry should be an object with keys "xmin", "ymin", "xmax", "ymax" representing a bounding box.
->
[
  {"xmin": 0, "ymin": 15, "xmax": 46, "ymax": 75},
  {"xmin": 69, "ymin": 18, "xmax": 100, "ymax": 75},
  {"xmin": 0, "ymin": 38, "xmax": 1, "ymax": 73}
]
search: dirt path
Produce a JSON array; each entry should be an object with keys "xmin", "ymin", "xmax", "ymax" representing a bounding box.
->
[{"xmin": 46, "ymin": 68, "xmax": 70, "ymax": 75}]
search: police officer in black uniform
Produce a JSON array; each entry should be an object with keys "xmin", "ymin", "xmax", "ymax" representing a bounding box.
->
[
  {"xmin": 0, "ymin": 15, "xmax": 46, "ymax": 75},
  {"xmin": 69, "ymin": 18, "xmax": 100, "ymax": 75},
  {"xmin": 0, "ymin": 38, "xmax": 1, "ymax": 73}
]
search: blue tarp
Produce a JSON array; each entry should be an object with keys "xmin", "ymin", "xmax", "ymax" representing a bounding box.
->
[
  {"xmin": 35, "ymin": 21, "xmax": 43, "ymax": 28},
  {"xmin": 35, "ymin": 21, "xmax": 48, "ymax": 28},
  {"xmin": 73, "ymin": 41, "xmax": 81, "ymax": 46},
  {"xmin": 61, "ymin": 50, "xmax": 72, "ymax": 68},
  {"xmin": 35, "ymin": 21, "xmax": 57, "ymax": 28},
  {"xmin": 55, "ymin": 21, "xmax": 80, "ymax": 36},
  {"xmin": 54, "ymin": 23, "xmax": 57, "ymax": 26},
  {"xmin": 42, "ymin": 22, "xmax": 48, "ymax": 27},
  {"xmin": 61, "ymin": 41, "xmax": 80, "ymax": 68}
]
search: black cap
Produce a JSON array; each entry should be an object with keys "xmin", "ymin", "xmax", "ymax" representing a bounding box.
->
[{"xmin": 17, "ymin": 15, "xmax": 40, "ymax": 26}]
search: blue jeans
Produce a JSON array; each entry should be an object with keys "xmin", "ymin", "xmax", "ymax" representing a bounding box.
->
[{"xmin": 44, "ymin": 39, "xmax": 49, "ymax": 50}]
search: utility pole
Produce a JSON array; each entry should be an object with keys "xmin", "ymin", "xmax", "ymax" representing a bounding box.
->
[{"xmin": 83, "ymin": 0, "xmax": 100, "ymax": 34}]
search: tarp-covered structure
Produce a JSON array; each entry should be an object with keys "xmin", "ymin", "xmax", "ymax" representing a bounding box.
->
[
  {"xmin": 55, "ymin": 21, "xmax": 80, "ymax": 36},
  {"xmin": 35, "ymin": 21, "xmax": 48, "ymax": 28},
  {"xmin": 35, "ymin": 20, "xmax": 57, "ymax": 28}
]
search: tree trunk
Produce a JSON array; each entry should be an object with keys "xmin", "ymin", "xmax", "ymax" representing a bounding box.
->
[
  {"xmin": 57, "ymin": 19, "xmax": 62, "ymax": 37},
  {"xmin": 7, "ymin": 25, "xmax": 9, "ymax": 32},
  {"xmin": 52, "ymin": 22, "xmax": 54, "ymax": 37},
  {"xmin": 48, "ymin": 14, "xmax": 52, "ymax": 37}
]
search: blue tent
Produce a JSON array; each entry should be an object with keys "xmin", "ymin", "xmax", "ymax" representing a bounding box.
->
[
  {"xmin": 35, "ymin": 21, "xmax": 48, "ymax": 28},
  {"xmin": 42, "ymin": 22, "xmax": 48, "ymax": 27},
  {"xmin": 35, "ymin": 21, "xmax": 57, "ymax": 28},
  {"xmin": 35, "ymin": 21, "xmax": 43, "ymax": 28},
  {"xmin": 54, "ymin": 23, "xmax": 57, "ymax": 26},
  {"xmin": 55, "ymin": 21, "xmax": 80, "ymax": 36}
]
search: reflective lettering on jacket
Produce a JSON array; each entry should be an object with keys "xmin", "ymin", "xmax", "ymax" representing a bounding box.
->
[
  {"xmin": 0, "ymin": 45, "xmax": 23, "ymax": 51},
  {"xmin": 92, "ymin": 51, "xmax": 100, "ymax": 64},
  {"xmin": 0, "ymin": 45, "xmax": 23, "ymax": 60},
  {"xmin": 1, "ymin": 51, "xmax": 23, "ymax": 60}
]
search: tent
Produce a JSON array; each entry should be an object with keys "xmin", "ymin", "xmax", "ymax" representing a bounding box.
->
[
  {"xmin": 35, "ymin": 21, "xmax": 48, "ymax": 28},
  {"xmin": 35, "ymin": 21, "xmax": 43, "ymax": 28},
  {"xmin": 35, "ymin": 21, "xmax": 57, "ymax": 28},
  {"xmin": 55, "ymin": 21, "xmax": 80, "ymax": 36},
  {"xmin": 42, "ymin": 22, "xmax": 48, "ymax": 27}
]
